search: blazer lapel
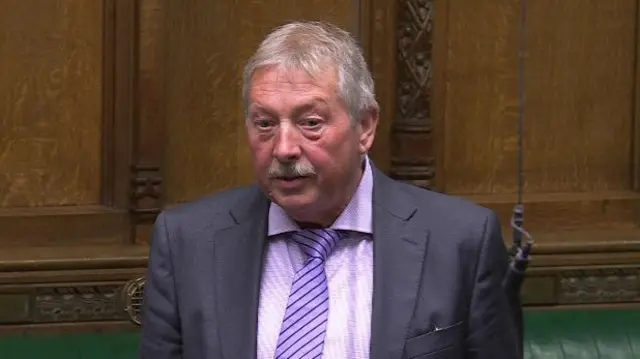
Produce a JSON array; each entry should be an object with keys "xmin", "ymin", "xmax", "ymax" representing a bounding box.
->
[
  {"xmin": 370, "ymin": 168, "xmax": 430, "ymax": 359},
  {"xmin": 211, "ymin": 187, "xmax": 269, "ymax": 359}
]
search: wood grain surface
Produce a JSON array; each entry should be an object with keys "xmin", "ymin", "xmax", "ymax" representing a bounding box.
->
[{"xmin": 0, "ymin": 0, "xmax": 104, "ymax": 207}]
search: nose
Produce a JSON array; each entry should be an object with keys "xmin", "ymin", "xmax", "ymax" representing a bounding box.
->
[{"xmin": 273, "ymin": 122, "xmax": 301, "ymax": 162}]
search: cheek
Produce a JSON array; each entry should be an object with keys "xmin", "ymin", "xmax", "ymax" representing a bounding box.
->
[
  {"xmin": 248, "ymin": 139, "xmax": 272, "ymax": 171},
  {"xmin": 328, "ymin": 130, "xmax": 359, "ymax": 157},
  {"xmin": 311, "ymin": 134, "xmax": 357, "ymax": 174}
]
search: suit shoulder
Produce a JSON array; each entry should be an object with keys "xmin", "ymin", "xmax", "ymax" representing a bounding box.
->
[
  {"xmin": 394, "ymin": 182, "xmax": 502, "ymax": 252},
  {"xmin": 398, "ymin": 182, "xmax": 493, "ymax": 219},
  {"xmin": 390, "ymin": 182, "xmax": 498, "ymax": 238}
]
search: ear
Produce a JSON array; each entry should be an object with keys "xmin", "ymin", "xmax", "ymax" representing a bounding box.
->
[{"xmin": 357, "ymin": 108, "xmax": 379, "ymax": 154}]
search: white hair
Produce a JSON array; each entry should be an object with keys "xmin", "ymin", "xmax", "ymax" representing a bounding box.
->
[{"xmin": 242, "ymin": 21, "xmax": 379, "ymax": 122}]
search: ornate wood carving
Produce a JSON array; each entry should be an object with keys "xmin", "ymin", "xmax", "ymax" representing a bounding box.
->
[
  {"xmin": 121, "ymin": 276, "xmax": 146, "ymax": 326},
  {"xmin": 130, "ymin": 164, "xmax": 162, "ymax": 221},
  {"xmin": 558, "ymin": 268, "xmax": 640, "ymax": 304},
  {"xmin": 0, "ymin": 244, "xmax": 147, "ymax": 330},
  {"xmin": 0, "ymin": 283, "xmax": 128, "ymax": 325},
  {"xmin": 2, "ymin": 266, "xmax": 639, "ymax": 330},
  {"xmin": 522, "ymin": 266, "xmax": 640, "ymax": 306},
  {"xmin": 34, "ymin": 285, "xmax": 124, "ymax": 322},
  {"xmin": 115, "ymin": 267, "xmax": 640, "ymax": 329},
  {"xmin": 391, "ymin": 0, "xmax": 435, "ymax": 189}
]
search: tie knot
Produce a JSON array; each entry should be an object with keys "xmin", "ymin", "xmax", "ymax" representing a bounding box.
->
[{"xmin": 292, "ymin": 229, "xmax": 341, "ymax": 261}]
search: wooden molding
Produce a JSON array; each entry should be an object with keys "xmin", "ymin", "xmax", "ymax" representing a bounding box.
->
[
  {"xmin": 0, "ymin": 279, "xmax": 145, "ymax": 326},
  {"xmin": 361, "ymin": 0, "xmax": 398, "ymax": 173},
  {"xmin": 0, "ymin": 321, "xmax": 138, "ymax": 336},
  {"xmin": 468, "ymin": 191, "xmax": 640, "ymax": 233},
  {"xmin": 0, "ymin": 247, "xmax": 147, "ymax": 330},
  {"xmin": 634, "ymin": 0, "xmax": 640, "ymax": 190},
  {"xmin": 0, "ymin": 245, "xmax": 148, "ymax": 272},
  {"xmin": 132, "ymin": 0, "xmax": 167, "ymax": 228},
  {"xmin": 102, "ymin": 0, "xmax": 137, "ymax": 210},
  {"xmin": 0, "ymin": 206, "xmax": 130, "ymax": 247},
  {"xmin": 0, "ymin": 248, "xmax": 638, "ymax": 331}
]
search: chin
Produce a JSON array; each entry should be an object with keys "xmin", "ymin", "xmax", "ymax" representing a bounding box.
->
[{"xmin": 270, "ymin": 191, "xmax": 317, "ymax": 214}]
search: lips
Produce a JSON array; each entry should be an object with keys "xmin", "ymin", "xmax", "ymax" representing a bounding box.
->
[
  {"xmin": 277, "ymin": 176, "xmax": 305, "ymax": 181},
  {"xmin": 273, "ymin": 176, "xmax": 310, "ymax": 189}
]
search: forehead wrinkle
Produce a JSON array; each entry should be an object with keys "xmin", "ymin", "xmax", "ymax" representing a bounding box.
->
[
  {"xmin": 250, "ymin": 96, "xmax": 330, "ymax": 118},
  {"xmin": 254, "ymin": 65, "xmax": 337, "ymax": 88},
  {"xmin": 248, "ymin": 67, "xmax": 341, "ymax": 118}
]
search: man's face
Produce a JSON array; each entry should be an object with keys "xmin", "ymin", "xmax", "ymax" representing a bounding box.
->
[{"xmin": 246, "ymin": 66, "xmax": 377, "ymax": 224}]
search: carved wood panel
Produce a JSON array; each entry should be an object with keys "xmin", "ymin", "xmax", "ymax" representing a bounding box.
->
[
  {"xmin": 0, "ymin": 247, "xmax": 146, "ymax": 330},
  {"xmin": 390, "ymin": 0, "xmax": 436, "ymax": 189},
  {"xmin": 523, "ymin": 266, "xmax": 640, "ymax": 306}
]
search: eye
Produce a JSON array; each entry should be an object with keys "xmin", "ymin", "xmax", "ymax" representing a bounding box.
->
[
  {"xmin": 300, "ymin": 117, "xmax": 323, "ymax": 130},
  {"xmin": 254, "ymin": 118, "xmax": 275, "ymax": 131}
]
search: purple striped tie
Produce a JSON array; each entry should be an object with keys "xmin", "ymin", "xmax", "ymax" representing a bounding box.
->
[{"xmin": 274, "ymin": 229, "xmax": 341, "ymax": 359}]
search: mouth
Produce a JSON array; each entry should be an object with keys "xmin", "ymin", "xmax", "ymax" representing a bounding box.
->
[
  {"xmin": 275, "ymin": 175, "xmax": 307, "ymax": 181},
  {"xmin": 272, "ymin": 175, "xmax": 311, "ymax": 188}
]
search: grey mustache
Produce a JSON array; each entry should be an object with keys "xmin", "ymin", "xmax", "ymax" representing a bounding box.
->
[{"xmin": 268, "ymin": 161, "xmax": 316, "ymax": 179}]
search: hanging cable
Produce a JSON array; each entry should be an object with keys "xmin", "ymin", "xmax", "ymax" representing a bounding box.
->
[
  {"xmin": 503, "ymin": 2, "xmax": 535, "ymax": 356},
  {"xmin": 517, "ymin": 0, "xmax": 526, "ymax": 207},
  {"xmin": 510, "ymin": 0, "xmax": 533, "ymax": 261}
]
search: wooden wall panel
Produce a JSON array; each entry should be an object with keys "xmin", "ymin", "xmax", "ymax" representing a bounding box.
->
[
  {"xmin": 164, "ymin": 0, "xmax": 363, "ymax": 204},
  {"xmin": 138, "ymin": 0, "xmax": 165, "ymax": 165},
  {"xmin": 163, "ymin": 0, "xmax": 245, "ymax": 205},
  {"xmin": 434, "ymin": 0, "xmax": 640, "ymax": 306},
  {"xmin": 381, "ymin": 0, "xmax": 640, "ymax": 307},
  {"xmin": 438, "ymin": 0, "xmax": 520, "ymax": 194},
  {"xmin": 522, "ymin": 0, "xmax": 636, "ymax": 193},
  {"xmin": 421, "ymin": 0, "xmax": 640, "ymax": 246},
  {"xmin": 0, "ymin": 0, "xmax": 146, "ymax": 332},
  {"xmin": 443, "ymin": 0, "xmax": 637, "ymax": 195},
  {"xmin": 2, "ymin": 0, "xmax": 639, "ymax": 333},
  {"xmin": 0, "ymin": 0, "xmax": 137, "ymax": 249},
  {"xmin": 0, "ymin": 0, "xmax": 103, "ymax": 207}
]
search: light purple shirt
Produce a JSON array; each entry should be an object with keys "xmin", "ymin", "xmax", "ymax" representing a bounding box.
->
[{"xmin": 257, "ymin": 157, "xmax": 374, "ymax": 359}]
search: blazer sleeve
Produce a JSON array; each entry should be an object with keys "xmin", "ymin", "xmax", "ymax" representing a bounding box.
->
[
  {"xmin": 465, "ymin": 212, "xmax": 520, "ymax": 359},
  {"xmin": 139, "ymin": 212, "xmax": 183, "ymax": 359}
]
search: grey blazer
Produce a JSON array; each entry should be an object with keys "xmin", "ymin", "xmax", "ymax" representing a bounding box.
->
[{"xmin": 139, "ymin": 166, "xmax": 520, "ymax": 359}]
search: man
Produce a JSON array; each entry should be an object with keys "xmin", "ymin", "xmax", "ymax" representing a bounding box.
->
[{"xmin": 140, "ymin": 21, "xmax": 519, "ymax": 359}]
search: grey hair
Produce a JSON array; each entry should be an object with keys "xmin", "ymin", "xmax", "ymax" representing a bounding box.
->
[{"xmin": 242, "ymin": 21, "xmax": 379, "ymax": 122}]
